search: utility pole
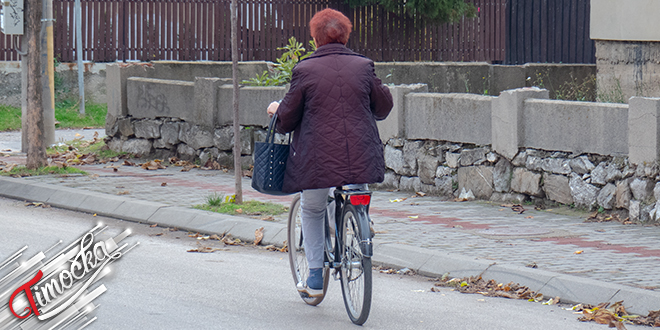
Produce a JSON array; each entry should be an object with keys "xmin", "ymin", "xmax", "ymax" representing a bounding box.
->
[
  {"xmin": 231, "ymin": 0, "xmax": 242, "ymax": 204},
  {"xmin": 25, "ymin": 0, "xmax": 47, "ymax": 169},
  {"xmin": 40, "ymin": 0, "xmax": 55, "ymax": 146}
]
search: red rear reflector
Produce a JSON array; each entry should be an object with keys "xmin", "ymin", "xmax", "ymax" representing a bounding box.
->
[{"xmin": 350, "ymin": 195, "xmax": 371, "ymax": 206}]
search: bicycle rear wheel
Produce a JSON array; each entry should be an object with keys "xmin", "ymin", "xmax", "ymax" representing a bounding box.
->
[
  {"xmin": 339, "ymin": 203, "xmax": 372, "ymax": 325},
  {"xmin": 287, "ymin": 194, "xmax": 329, "ymax": 306}
]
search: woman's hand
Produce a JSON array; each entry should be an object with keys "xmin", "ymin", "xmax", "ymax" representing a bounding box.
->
[{"xmin": 267, "ymin": 101, "xmax": 280, "ymax": 118}]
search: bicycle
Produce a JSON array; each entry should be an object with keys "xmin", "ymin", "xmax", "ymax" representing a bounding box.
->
[{"xmin": 287, "ymin": 185, "xmax": 374, "ymax": 325}]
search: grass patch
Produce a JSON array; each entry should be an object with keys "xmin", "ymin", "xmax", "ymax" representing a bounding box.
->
[
  {"xmin": 0, "ymin": 101, "xmax": 107, "ymax": 131},
  {"xmin": 0, "ymin": 105, "xmax": 22, "ymax": 131},
  {"xmin": 194, "ymin": 199, "xmax": 289, "ymax": 216},
  {"xmin": 1, "ymin": 165, "xmax": 87, "ymax": 177},
  {"xmin": 48, "ymin": 139, "xmax": 127, "ymax": 159}
]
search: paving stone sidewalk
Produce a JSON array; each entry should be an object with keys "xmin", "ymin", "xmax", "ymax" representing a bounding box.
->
[{"xmin": 3, "ymin": 130, "xmax": 660, "ymax": 313}]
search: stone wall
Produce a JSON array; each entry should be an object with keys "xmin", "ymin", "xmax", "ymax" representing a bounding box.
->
[{"xmin": 103, "ymin": 63, "xmax": 660, "ymax": 223}]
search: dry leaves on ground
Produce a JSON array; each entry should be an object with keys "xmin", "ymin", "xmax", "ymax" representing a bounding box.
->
[
  {"xmin": 575, "ymin": 301, "xmax": 660, "ymax": 328},
  {"xmin": 254, "ymin": 227, "xmax": 264, "ymax": 246},
  {"xmin": 585, "ymin": 212, "xmax": 631, "ymax": 225},
  {"xmin": 140, "ymin": 159, "xmax": 167, "ymax": 170},
  {"xmin": 25, "ymin": 202, "xmax": 50, "ymax": 208},
  {"xmin": 431, "ymin": 275, "xmax": 543, "ymax": 301}
]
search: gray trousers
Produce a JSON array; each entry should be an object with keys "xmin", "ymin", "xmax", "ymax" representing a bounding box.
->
[{"xmin": 300, "ymin": 184, "xmax": 366, "ymax": 269}]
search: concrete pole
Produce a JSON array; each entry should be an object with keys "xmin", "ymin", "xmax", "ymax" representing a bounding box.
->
[
  {"xmin": 75, "ymin": 0, "xmax": 85, "ymax": 114},
  {"xmin": 40, "ymin": 0, "xmax": 55, "ymax": 146}
]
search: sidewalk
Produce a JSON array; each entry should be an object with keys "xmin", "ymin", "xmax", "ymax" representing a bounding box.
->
[{"xmin": 2, "ymin": 130, "xmax": 660, "ymax": 315}]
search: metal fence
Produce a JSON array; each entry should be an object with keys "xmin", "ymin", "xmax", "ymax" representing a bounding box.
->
[
  {"xmin": 0, "ymin": 0, "xmax": 507, "ymax": 63},
  {"xmin": 505, "ymin": 0, "xmax": 595, "ymax": 64}
]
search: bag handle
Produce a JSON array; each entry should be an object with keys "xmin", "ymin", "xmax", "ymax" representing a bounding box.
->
[{"xmin": 265, "ymin": 113, "xmax": 291, "ymax": 145}]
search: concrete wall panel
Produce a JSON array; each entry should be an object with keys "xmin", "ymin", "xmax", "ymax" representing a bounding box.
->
[
  {"xmin": 405, "ymin": 93, "xmax": 493, "ymax": 145},
  {"xmin": 127, "ymin": 78, "xmax": 195, "ymax": 121},
  {"xmin": 523, "ymin": 99, "xmax": 628, "ymax": 156}
]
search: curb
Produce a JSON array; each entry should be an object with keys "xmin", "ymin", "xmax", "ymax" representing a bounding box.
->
[{"xmin": 2, "ymin": 176, "xmax": 659, "ymax": 315}]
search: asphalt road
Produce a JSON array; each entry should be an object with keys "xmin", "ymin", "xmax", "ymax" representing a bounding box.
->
[{"xmin": 0, "ymin": 197, "xmax": 644, "ymax": 329}]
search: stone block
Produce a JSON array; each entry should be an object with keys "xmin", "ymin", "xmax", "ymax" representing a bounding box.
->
[
  {"xmin": 121, "ymin": 138, "xmax": 152, "ymax": 155},
  {"xmin": 510, "ymin": 168, "xmax": 543, "ymax": 197},
  {"xmin": 200, "ymin": 148, "xmax": 220, "ymax": 164},
  {"xmin": 445, "ymin": 152, "xmax": 460, "ymax": 168},
  {"xmin": 216, "ymin": 152, "xmax": 233, "ymax": 167},
  {"xmin": 654, "ymin": 182, "xmax": 660, "ymax": 201},
  {"xmin": 372, "ymin": 171, "xmax": 400, "ymax": 190},
  {"xmin": 569, "ymin": 173, "xmax": 600, "ymax": 208},
  {"xmin": 568, "ymin": 156, "xmax": 595, "ymax": 175},
  {"xmin": 434, "ymin": 175, "xmax": 454, "ymax": 196},
  {"xmin": 179, "ymin": 122, "xmax": 214, "ymax": 150},
  {"xmin": 417, "ymin": 155, "xmax": 439, "ymax": 185},
  {"xmin": 629, "ymin": 200, "xmax": 641, "ymax": 221},
  {"xmin": 541, "ymin": 158, "xmax": 571, "ymax": 175},
  {"xmin": 402, "ymin": 140, "xmax": 423, "ymax": 176},
  {"xmin": 525, "ymin": 156, "xmax": 543, "ymax": 171},
  {"xmin": 399, "ymin": 176, "xmax": 422, "ymax": 192},
  {"xmin": 107, "ymin": 138, "xmax": 123, "ymax": 153},
  {"xmin": 406, "ymin": 93, "xmax": 492, "ymax": 145},
  {"xmin": 591, "ymin": 162, "xmax": 608, "ymax": 185},
  {"xmin": 511, "ymin": 150, "xmax": 527, "ymax": 167},
  {"xmin": 217, "ymin": 86, "xmax": 286, "ymax": 127},
  {"xmin": 629, "ymin": 96, "xmax": 660, "ymax": 165},
  {"xmin": 460, "ymin": 147, "xmax": 487, "ymax": 166},
  {"xmin": 493, "ymin": 158, "xmax": 512, "ymax": 193},
  {"xmin": 214, "ymin": 126, "xmax": 234, "ymax": 151},
  {"xmin": 597, "ymin": 183, "xmax": 616, "ymax": 209},
  {"xmin": 492, "ymin": 88, "xmax": 549, "ymax": 160},
  {"xmin": 436, "ymin": 166, "xmax": 453, "ymax": 177},
  {"xmin": 177, "ymin": 143, "xmax": 197, "ymax": 160},
  {"xmin": 457, "ymin": 166, "xmax": 494, "ymax": 199},
  {"xmin": 615, "ymin": 178, "xmax": 632, "ymax": 209},
  {"xmin": 543, "ymin": 174, "xmax": 573, "ymax": 205},
  {"xmin": 630, "ymin": 177, "xmax": 654, "ymax": 201},
  {"xmin": 117, "ymin": 118, "xmax": 134, "ymax": 137},
  {"xmin": 524, "ymin": 98, "xmax": 628, "ymax": 156},
  {"xmin": 489, "ymin": 192, "xmax": 527, "ymax": 203},
  {"xmin": 378, "ymin": 84, "xmax": 428, "ymax": 142},
  {"xmin": 160, "ymin": 121, "xmax": 181, "ymax": 145},
  {"xmin": 134, "ymin": 119, "xmax": 162, "ymax": 139},
  {"xmin": 127, "ymin": 77, "xmax": 195, "ymax": 120}
]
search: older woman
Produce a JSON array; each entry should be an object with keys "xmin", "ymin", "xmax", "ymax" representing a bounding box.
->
[{"xmin": 267, "ymin": 8, "xmax": 393, "ymax": 297}]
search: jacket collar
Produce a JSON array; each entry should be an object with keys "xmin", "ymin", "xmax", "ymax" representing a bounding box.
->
[{"xmin": 304, "ymin": 43, "xmax": 364, "ymax": 60}]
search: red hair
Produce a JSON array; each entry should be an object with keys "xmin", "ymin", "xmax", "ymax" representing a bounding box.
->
[{"xmin": 309, "ymin": 9, "xmax": 352, "ymax": 46}]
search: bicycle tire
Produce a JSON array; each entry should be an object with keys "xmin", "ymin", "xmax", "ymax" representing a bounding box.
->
[
  {"xmin": 339, "ymin": 203, "xmax": 372, "ymax": 325},
  {"xmin": 287, "ymin": 194, "xmax": 330, "ymax": 306}
]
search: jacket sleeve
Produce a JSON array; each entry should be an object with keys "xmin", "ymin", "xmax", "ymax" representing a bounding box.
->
[
  {"xmin": 275, "ymin": 67, "xmax": 305, "ymax": 134},
  {"xmin": 368, "ymin": 62, "xmax": 394, "ymax": 121}
]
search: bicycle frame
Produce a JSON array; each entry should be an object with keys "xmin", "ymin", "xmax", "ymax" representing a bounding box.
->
[{"xmin": 325, "ymin": 187, "xmax": 373, "ymax": 271}]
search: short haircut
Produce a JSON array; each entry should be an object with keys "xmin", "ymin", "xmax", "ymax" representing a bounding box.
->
[{"xmin": 309, "ymin": 8, "xmax": 352, "ymax": 46}]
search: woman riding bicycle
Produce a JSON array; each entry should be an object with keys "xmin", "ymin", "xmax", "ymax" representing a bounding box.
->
[{"xmin": 267, "ymin": 8, "xmax": 393, "ymax": 298}]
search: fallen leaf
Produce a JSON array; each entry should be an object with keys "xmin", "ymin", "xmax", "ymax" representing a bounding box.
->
[
  {"xmin": 261, "ymin": 216, "xmax": 275, "ymax": 221},
  {"xmin": 416, "ymin": 191, "xmax": 426, "ymax": 197},
  {"xmin": 161, "ymin": 182, "xmax": 167, "ymax": 186},
  {"xmin": 235, "ymin": 208, "xmax": 243, "ymax": 214},
  {"xmin": 408, "ymin": 215, "xmax": 419, "ymax": 219},
  {"xmin": 150, "ymin": 223, "xmax": 158, "ymax": 227},
  {"xmin": 525, "ymin": 216, "xmax": 534, "ymax": 219},
  {"xmin": 254, "ymin": 227, "xmax": 264, "ymax": 246},
  {"xmin": 389, "ymin": 198, "xmax": 407, "ymax": 203},
  {"xmin": 574, "ymin": 250, "xmax": 584, "ymax": 254},
  {"xmin": 187, "ymin": 246, "xmax": 223, "ymax": 253},
  {"xmin": 149, "ymin": 233, "xmax": 164, "ymax": 237},
  {"xmin": 511, "ymin": 205, "xmax": 526, "ymax": 214},
  {"xmin": 117, "ymin": 190, "xmax": 130, "ymax": 195}
]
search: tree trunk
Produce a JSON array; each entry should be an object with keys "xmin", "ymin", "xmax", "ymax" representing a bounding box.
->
[
  {"xmin": 25, "ymin": 0, "xmax": 47, "ymax": 169},
  {"xmin": 231, "ymin": 0, "xmax": 243, "ymax": 204}
]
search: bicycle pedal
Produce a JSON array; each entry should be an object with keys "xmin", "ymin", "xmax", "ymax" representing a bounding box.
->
[{"xmin": 332, "ymin": 269, "xmax": 340, "ymax": 281}]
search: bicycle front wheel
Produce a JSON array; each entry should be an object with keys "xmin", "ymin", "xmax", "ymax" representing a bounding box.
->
[
  {"xmin": 287, "ymin": 194, "xmax": 329, "ymax": 306},
  {"xmin": 339, "ymin": 203, "xmax": 372, "ymax": 325}
]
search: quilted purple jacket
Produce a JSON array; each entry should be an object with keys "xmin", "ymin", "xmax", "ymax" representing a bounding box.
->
[{"xmin": 275, "ymin": 43, "xmax": 394, "ymax": 193}]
